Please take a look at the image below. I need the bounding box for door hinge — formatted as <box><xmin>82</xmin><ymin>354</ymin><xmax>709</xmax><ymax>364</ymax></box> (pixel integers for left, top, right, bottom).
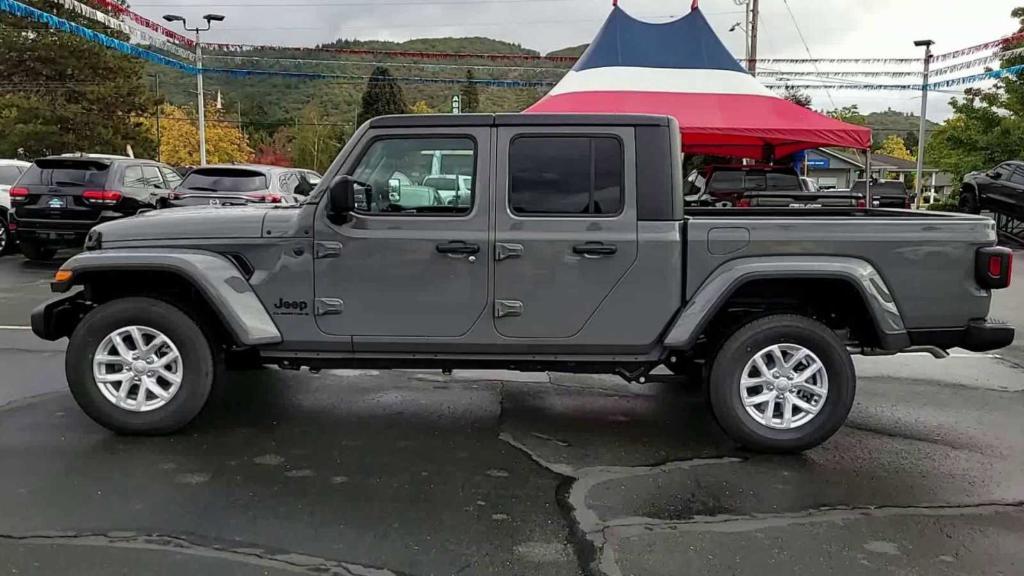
<box><xmin>315</xmin><ymin>298</ymin><xmax>344</xmax><ymax>316</ymax></box>
<box><xmin>495</xmin><ymin>300</ymin><xmax>524</xmax><ymax>318</ymax></box>
<box><xmin>315</xmin><ymin>241</ymin><xmax>344</xmax><ymax>259</ymax></box>
<box><xmin>495</xmin><ymin>243</ymin><xmax>524</xmax><ymax>261</ymax></box>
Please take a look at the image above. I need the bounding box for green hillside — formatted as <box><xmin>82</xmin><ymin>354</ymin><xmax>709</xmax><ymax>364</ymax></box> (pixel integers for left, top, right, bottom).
<box><xmin>149</xmin><ymin>36</ymin><xmax>562</xmax><ymax>143</ymax></box>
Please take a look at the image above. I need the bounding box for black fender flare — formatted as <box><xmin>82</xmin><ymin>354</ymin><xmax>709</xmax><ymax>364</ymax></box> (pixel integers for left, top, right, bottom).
<box><xmin>34</xmin><ymin>249</ymin><xmax>282</xmax><ymax>345</ymax></box>
<box><xmin>662</xmin><ymin>256</ymin><xmax>910</xmax><ymax>351</ymax></box>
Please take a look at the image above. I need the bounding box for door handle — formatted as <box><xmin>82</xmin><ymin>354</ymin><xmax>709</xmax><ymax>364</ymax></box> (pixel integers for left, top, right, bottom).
<box><xmin>572</xmin><ymin>242</ymin><xmax>617</xmax><ymax>257</ymax></box>
<box><xmin>436</xmin><ymin>241</ymin><xmax>480</xmax><ymax>255</ymax></box>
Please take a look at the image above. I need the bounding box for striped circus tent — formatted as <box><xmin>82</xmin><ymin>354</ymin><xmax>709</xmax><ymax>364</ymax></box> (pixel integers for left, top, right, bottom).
<box><xmin>526</xmin><ymin>2</ymin><xmax>871</xmax><ymax>159</ymax></box>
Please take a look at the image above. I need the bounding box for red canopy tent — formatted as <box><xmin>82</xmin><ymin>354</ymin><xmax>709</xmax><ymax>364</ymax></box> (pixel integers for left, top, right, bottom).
<box><xmin>526</xmin><ymin>3</ymin><xmax>871</xmax><ymax>160</ymax></box>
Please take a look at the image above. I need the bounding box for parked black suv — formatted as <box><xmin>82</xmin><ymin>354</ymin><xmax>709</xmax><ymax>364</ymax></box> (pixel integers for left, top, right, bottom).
<box><xmin>849</xmin><ymin>179</ymin><xmax>912</xmax><ymax>209</ymax></box>
<box><xmin>9</xmin><ymin>156</ymin><xmax>182</xmax><ymax>260</ymax></box>
<box><xmin>959</xmin><ymin>160</ymin><xmax>1024</xmax><ymax>217</ymax></box>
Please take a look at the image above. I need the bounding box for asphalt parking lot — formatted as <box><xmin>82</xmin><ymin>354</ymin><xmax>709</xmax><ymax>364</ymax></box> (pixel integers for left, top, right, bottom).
<box><xmin>1</xmin><ymin>249</ymin><xmax>1023</xmax><ymax>576</ymax></box>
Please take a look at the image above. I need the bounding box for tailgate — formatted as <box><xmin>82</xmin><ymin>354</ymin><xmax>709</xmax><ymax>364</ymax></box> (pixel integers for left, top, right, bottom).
<box><xmin>13</xmin><ymin>159</ymin><xmax>111</xmax><ymax>223</ymax></box>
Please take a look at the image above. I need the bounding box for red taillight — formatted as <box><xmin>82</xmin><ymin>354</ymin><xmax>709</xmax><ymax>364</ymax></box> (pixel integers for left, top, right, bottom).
<box><xmin>977</xmin><ymin>247</ymin><xmax>1013</xmax><ymax>289</ymax></box>
<box><xmin>7</xmin><ymin>220</ymin><xmax>16</xmax><ymax>231</ymax></box>
<box><xmin>856</xmin><ymin>198</ymin><xmax>867</xmax><ymax>208</ymax></box>
<box><xmin>989</xmin><ymin>255</ymin><xmax>1003</xmax><ymax>277</ymax></box>
<box><xmin>904</xmin><ymin>197</ymin><xmax>912</xmax><ymax>209</ymax></box>
<box><xmin>737</xmin><ymin>198</ymin><xmax>752</xmax><ymax>208</ymax></box>
<box><xmin>82</xmin><ymin>190</ymin><xmax>123</xmax><ymax>206</ymax></box>
<box><xmin>9</xmin><ymin>187</ymin><xmax>29</xmax><ymax>202</ymax></box>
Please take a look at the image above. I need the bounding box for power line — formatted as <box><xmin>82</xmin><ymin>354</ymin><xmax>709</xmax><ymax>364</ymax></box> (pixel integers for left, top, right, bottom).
<box><xmin>203</xmin><ymin>54</ymin><xmax>569</xmax><ymax>72</ymax></box>
<box><xmin>780</xmin><ymin>0</ymin><xmax>835</xmax><ymax>109</ymax></box>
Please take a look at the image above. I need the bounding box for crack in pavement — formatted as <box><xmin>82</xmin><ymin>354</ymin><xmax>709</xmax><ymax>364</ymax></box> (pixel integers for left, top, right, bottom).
<box><xmin>602</xmin><ymin>501</ymin><xmax>1024</xmax><ymax>536</ymax></box>
<box><xmin>0</xmin><ymin>531</ymin><xmax>406</xmax><ymax>576</ymax></box>
<box><xmin>498</xmin><ymin>431</ymin><xmax>741</xmax><ymax>576</ymax></box>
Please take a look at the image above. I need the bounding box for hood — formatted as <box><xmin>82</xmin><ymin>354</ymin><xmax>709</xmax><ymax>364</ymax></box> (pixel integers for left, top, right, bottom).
<box><xmin>96</xmin><ymin>206</ymin><xmax>272</xmax><ymax>243</ymax></box>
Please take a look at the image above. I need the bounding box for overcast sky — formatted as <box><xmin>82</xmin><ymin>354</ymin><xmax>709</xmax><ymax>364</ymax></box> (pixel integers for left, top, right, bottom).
<box><xmin>131</xmin><ymin>0</ymin><xmax>1024</xmax><ymax>120</ymax></box>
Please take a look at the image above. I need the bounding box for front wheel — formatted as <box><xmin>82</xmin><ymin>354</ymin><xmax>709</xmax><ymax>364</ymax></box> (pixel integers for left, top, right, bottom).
<box><xmin>66</xmin><ymin>297</ymin><xmax>215</xmax><ymax>434</ymax></box>
<box><xmin>707</xmin><ymin>314</ymin><xmax>855</xmax><ymax>453</ymax></box>
<box><xmin>958</xmin><ymin>189</ymin><xmax>980</xmax><ymax>214</ymax></box>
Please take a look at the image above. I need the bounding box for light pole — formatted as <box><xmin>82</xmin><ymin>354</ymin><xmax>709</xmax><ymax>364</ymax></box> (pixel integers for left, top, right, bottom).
<box><xmin>913</xmin><ymin>39</ymin><xmax>934</xmax><ymax>209</ymax></box>
<box><xmin>731</xmin><ymin>0</ymin><xmax>751</xmax><ymax>71</ymax></box>
<box><xmin>163</xmin><ymin>13</ymin><xmax>225</xmax><ymax>166</ymax></box>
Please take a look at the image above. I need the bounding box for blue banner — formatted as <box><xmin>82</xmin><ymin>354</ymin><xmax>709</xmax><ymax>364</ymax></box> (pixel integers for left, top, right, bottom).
<box><xmin>0</xmin><ymin>0</ymin><xmax>197</xmax><ymax>74</ymax></box>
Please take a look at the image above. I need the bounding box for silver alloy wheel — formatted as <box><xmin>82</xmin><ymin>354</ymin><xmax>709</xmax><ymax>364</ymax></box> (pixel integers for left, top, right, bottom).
<box><xmin>0</xmin><ymin>218</ymin><xmax>7</xmax><ymax>253</ymax></box>
<box><xmin>739</xmin><ymin>343</ymin><xmax>828</xmax><ymax>430</ymax></box>
<box><xmin>92</xmin><ymin>326</ymin><xmax>183</xmax><ymax>412</ymax></box>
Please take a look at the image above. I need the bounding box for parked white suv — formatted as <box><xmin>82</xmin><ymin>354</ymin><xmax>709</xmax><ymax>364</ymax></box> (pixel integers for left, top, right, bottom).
<box><xmin>0</xmin><ymin>159</ymin><xmax>31</xmax><ymax>255</ymax></box>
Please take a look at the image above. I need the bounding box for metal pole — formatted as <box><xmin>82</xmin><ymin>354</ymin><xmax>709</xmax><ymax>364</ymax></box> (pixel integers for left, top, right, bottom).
<box><xmin>196</xmin><ymin>30</ymin><xmax>207</xmax><ymax>166</ymax></box>
<box><xmin>744</xmin><ymin>1</ymin><xmax>751</xmax><ymax>70</ymax></box>
<box><xmin>914</xmin><ymin>42</ymin><xmax>933</xmax><ymax>209</ymax></box>
<box><xmin>154</xmin><ymin>74</ymin><xmax>161</xmax><ymax>162</ymax></box>
<box><xmin>749</xmin><ymin>0</ymin><xmax>759</xmax><ymax>74</ymax></box>
<box><xmin>866</xmin><ymin>150</ymin><xmax>872</xmax><ymax>208</ymax></box>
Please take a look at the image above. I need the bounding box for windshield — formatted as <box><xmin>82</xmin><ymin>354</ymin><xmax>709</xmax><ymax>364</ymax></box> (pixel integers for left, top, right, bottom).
<box><xmin>851</xmin><ymin>181</ymin><xmax>908</xmax><ymax>195</ymax></box>
<box><xmin>180</xmin><ymin>169</ymin><xmax>268</xmax><ymax>193</ymax></box>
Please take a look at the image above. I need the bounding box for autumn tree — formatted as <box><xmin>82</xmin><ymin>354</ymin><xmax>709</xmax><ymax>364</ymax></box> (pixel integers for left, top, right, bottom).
<box><xmin>292</xmin><ymin>103</ymin><xmax>344</xmax><ymax>173</ymax></box>
<box><xmin>460</xmin><ymin>70</ymin><xmax>481</xmax><ymax>113</ymax></box>
<box><xmin>357</xmin><ymin>66</ymin><xmax>407</xmax><ymax>126</ymax></box>
<box><xmin>142</xmin><ymin>104</ymin><xmax>251</xmax><ymax>166</ymax></box>
<box><xmin>876</xmin><ymin>134</ymin><xmax>915</xmax><ymax>161</ymax></box>
<box><xmin>409</xmin><ymin>100</ymin><xmax>435</xmax><ymax>114</ymax></box>
<box><xmin>0</xmin><ymin>0</ymin><xmax>156</xmax><ymax>158</ymax></box>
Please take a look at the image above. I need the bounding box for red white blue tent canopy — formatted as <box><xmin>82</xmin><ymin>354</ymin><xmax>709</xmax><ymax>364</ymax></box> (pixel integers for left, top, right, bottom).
<box><xmin>526</xmin><ymin>4</ymin><xmax>872</xmax><ymax>159</ymax></box>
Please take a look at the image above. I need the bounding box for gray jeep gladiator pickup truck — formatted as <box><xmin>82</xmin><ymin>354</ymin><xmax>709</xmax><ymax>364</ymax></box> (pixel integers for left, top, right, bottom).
<box><xmin>32</xmin><ymin>114</ymin><xmax>1015</xmax><ymax>453</ymax></box>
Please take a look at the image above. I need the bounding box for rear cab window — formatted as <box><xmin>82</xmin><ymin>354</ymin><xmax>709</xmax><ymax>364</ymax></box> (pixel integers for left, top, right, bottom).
<box><xmin>180</xmin><ymin>168</ymin><xmax>269</xmax><ymax>193</ymax></box>
<box><xmin>508</xmin><ymin>136</ymin><xmax>623</xmax><ymax>216</ymax></box>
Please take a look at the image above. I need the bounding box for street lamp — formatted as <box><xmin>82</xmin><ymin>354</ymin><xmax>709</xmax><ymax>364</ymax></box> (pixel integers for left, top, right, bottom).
<box><xmin>913</xmin><ymin>39</ymin><xmax>934</xmax><ymax>209</ymax></box>
<box><xmin>162</xmin><ymin>13</ymin><xmax>226</xmax><ymax>166</ymax></box>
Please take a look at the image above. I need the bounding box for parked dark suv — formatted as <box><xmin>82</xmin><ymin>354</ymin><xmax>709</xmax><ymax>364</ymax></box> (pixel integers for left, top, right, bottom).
<box><xmin>959</xmin><ymin>160</ymin><xmax>1024</xmax><ymax>217</ymax></box>
<box><xmin>9</xmin><ymin>156</ymin><xmax>182</xmax><ymax>261</ymax></box>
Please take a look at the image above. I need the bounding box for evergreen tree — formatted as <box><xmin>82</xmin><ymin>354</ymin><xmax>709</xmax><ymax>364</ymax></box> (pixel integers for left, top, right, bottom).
<box><xmin>0</xmin><ymin>0</ymin><xmax>157</xmax><ymax>158</ymax></box>
<box><xmin>782</xmin><ymin>86</ymin><xmax>812</xmax><ymax>109</ymax></box>
<box><xmin>460</xmin><ymin>70</ymin><xmax>481</xmax><ymax>113</ymax></box>
<box><xmin>357</xmin><ymin>66</ymin><xmax>407</xmax><ymax>126</ymax></box>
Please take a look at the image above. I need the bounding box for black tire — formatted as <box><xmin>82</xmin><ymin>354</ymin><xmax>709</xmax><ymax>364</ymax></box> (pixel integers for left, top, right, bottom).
<box><xmin>0</xmin><ymin>215</ymin><xmax>10</xmax><ymax>256</ymax></box>
<box><xmin>66</xmin><ymin>297</ymin><xmax>215</xmax><ymax>435</ymax></box>
<box><xmin>20</xmin><ymin>240</ymin><xmax>57</xmax><ymax>261</ymax></box>
<box><xmin>959</xmin><ymin>188</ymin><xmax>980</xmax><ymax>214</ymax></box>
<box><xmin>707</xmin><ymin>314</ymin><xmax>856</xmax><ymax>453</ymax></box>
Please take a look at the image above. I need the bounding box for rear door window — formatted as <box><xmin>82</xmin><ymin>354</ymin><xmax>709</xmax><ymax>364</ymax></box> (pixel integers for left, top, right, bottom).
<box><xmin>508</xmin><ymin>136</ymin><xmax>623</xmax><ymax>216</ymax></box>
<box><xmin>159</xmin><ymin>167</ymin><xmax>183</xmax><ymax>189</ymax></box>
<box><xmin>180</xmin><ymin>169</ymin><xmax>269</xmax><ymax>193</ymax></box>
<box><xmin>766</xmin><ymin>172</ymin><xmax>801</xmax><ymax>191</ymax></box>
<box><xmin>142</xmin><ymin>166</ymin><xmax>167</xmax><ymax>189</ymax></box>
<box><xmin>706</xmin><ymin>171</ymin><xmax>744</xmax><ymax>192</ymax></box>
<box><xmin>123</xmin><ymin>165</ymin><xmax>147</xmax><ymax>189</ymax></box>
<box><xmin>19</xmin><ymin>160</ymin><xmax>110</xmax><ymax>188</ymax></box>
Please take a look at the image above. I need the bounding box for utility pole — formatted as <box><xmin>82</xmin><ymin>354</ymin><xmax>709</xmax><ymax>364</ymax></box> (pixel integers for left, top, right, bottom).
<box><xmin>153</xmin><ymin>74</ymin><xmax>161</xmax><ymax>162</ymax></box>
<box><xmin>749</xmin><ymin>0</ymin><xmax>759</xmax><ymax>73</ymax></box>
<box><xmin>163</xmin><ymin>13</ymin><xmax>225</xmax><ymax>166</ymax></box>
<box><xmin>913</xmin><ymin>39</ymin><xmax>934</xmax><ymax>209</ymax></box>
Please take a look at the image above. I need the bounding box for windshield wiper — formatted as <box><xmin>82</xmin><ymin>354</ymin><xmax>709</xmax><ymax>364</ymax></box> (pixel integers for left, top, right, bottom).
<box><xmin>53</xmin><ymin>180</ymin><xmax>85</xmax><ymax>187</ymax></box>
<box><xmin>184</xmin><ymin>186</ymin><xmax>219</xmax><ymax>192</ymax></box>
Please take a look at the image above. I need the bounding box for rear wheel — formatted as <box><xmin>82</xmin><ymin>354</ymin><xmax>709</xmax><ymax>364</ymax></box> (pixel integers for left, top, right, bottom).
<box><xmin>66</xmin><ymin>297</ymin><xmax>215</xmax><ymax>435</ymax></box>
<box><xmin>19</xmin><ymin>240</ymin><xmax>57</xmax><ymax>261</ymax></box>
<box><xmin>707</xmin><ymin>314</ymin><xmax>855</xmax><ymax>453</ymax></box>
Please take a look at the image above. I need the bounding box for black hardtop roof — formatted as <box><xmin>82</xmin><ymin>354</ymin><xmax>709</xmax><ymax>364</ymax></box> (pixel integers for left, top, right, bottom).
<box><xmin>366</xmin><ymin>113</ymin><xmax>673</xmax><ymax>129</ymax></box>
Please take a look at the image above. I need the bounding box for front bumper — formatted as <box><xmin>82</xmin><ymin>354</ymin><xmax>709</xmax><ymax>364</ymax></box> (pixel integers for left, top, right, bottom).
<box><xmin>31</xmin><ymin>292</ymin><xmax>89</xmax><ymax>341</ymax></box>
<box><xmin>908</xmin><ymin>319</ymin><xmax>1015</xmax><ymax>353</ymax></box>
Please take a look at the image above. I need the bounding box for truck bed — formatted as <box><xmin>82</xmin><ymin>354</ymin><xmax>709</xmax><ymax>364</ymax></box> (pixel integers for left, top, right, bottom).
<box><xmin>684</xmin><ymin>210</ymin><xmax>997</xmax><ymax>331</ymax></box>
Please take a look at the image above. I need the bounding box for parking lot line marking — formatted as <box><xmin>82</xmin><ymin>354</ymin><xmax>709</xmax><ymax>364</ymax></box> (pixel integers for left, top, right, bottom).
<box><xmin>0</xmin><ymin>326</ymin><xmax>32</xmax><ymax>330</ymax></box>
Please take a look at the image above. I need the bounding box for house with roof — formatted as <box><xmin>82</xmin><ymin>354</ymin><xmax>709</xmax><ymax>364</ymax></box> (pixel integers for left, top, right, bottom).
<box><xmin>800</xmin><ymin>149</ymin><xmax>955</xmax><ymax>196</ymax></box>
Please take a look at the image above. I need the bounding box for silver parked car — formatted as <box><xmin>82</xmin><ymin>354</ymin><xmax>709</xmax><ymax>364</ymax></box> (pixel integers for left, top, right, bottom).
<box><xmin>165</xmin><ymin>164</ymin><xmax>320</xmax><ymax>208</ymax></box>
<box><xmin>1</xmin><ymin>159</ymin><xmax>33</xmax><ymax>255</ymax></box>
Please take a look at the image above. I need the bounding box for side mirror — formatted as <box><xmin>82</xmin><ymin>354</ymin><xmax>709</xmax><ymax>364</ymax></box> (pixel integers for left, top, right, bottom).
<box><xmin>388</xmin><ymin>178</ymin><xmax>402</xmax><ymax>203</ymax></box>
<box><xmin>990</xmin><ymin>171</ymin><xmax>1002</xmax><ymax>180</ymax></box>
<box><xmin>328</xmin><ymin>175</ymin><xmax>357</xmax><ymax>215</ymax></box>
